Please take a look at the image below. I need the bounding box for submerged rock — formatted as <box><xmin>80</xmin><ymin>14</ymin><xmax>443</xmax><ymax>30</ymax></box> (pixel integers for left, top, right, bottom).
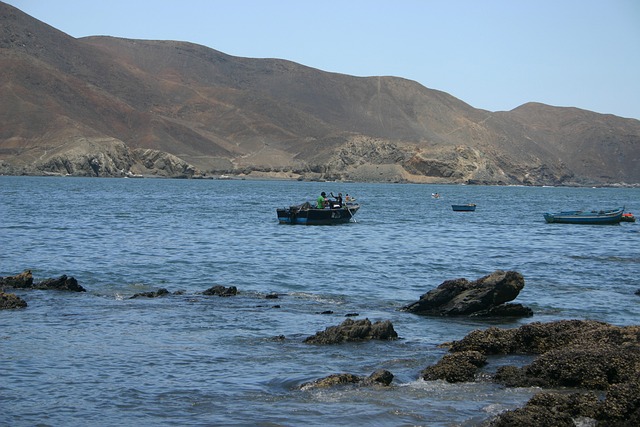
<box><xmin>129</xmin><ymin>288</ymin><xmax>170</xmax><ymax>299</ymax></box>
<box><xmin>300</xmin><ymin>369</ymin><xmax>394</xmax><ymax>390</ymax></box>
<box><xmin>304</xmin><ymin>318</ymin><xmax>398</xmax><ymax>344</ymax></box>
<box><xmin>202</xmin><ymin>285</ymin><xmax>238</xmax><ymax>297</ymax></box>
<box><xmin>401</xmin><ymin>270</ymin><xmax>532</xmax><ymax>317</ymax></box>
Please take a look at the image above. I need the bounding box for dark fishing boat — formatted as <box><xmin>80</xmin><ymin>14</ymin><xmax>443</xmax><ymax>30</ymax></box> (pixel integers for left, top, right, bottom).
<box><xmin>277</xmin><ymin>202</ymin><xmax>360</xmax><ymax>225</ymax></box>
<box><xmin>543</xmin><ymin>207</ymin><xmax>624</xmax><ymax>224</ymax></box>
<box><xmin>452</xmin><ymin>204</ymin><xmax>476</xmax><ymax>212</ymax></box>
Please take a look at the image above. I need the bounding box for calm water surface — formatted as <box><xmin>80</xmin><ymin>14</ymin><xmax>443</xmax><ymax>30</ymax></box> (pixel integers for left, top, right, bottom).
<box><xmin>1</xmin><ymin>176</ymin><xmax>638</xmax><ymax>426</ymax></box>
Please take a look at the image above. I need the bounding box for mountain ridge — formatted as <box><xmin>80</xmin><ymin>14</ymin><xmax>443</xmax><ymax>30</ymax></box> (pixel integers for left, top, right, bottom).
<box><xmin>1</xmin><ymin>1</ymin><xmax>638</xmax><ymax>185</ymax></box>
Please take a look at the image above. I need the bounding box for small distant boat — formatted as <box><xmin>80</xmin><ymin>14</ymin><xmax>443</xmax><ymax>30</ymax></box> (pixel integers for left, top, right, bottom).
<box><xmin>277</xmin><ymin>202</ymin><xmax>360</xmax><ymax>225</ymax></box>
<box><xmin>431</xmin><ymin>193</ymin><xmax>441</xmax><ymax>199</ymax></box>
<box><xmin>452</xmin><ymin>204</ymin><xmax>476</xmax><ymax>212</ymax></box>
<box><xmin>543</xmin><ymin>207</ymin><xmax>624</xmax><ymax>224</ymax></box>
<box><xmin>621</xmin><ymin>213</ymin><xmax>636</xmax><ymax>222</ymax></box>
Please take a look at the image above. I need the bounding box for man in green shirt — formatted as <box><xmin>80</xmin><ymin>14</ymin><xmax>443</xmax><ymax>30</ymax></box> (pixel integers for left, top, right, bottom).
<box><xmin>316</xmin><ymin>192</ymin><xmax>327</xmax><ymax>209</ymax></box>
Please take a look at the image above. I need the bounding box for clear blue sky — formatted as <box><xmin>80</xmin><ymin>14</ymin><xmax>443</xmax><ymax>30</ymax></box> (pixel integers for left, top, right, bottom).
<box><xmin>6</xmin><ymin>0</ymin><xmax>640</xmax><ymax>120</ymax></box>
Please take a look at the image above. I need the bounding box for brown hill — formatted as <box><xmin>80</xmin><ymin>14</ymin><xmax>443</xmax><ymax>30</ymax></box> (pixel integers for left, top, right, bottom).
<box><xmin>1</xmin><ymin>1</ymin><xmax>638</xmax><ymax>184</ymax></box>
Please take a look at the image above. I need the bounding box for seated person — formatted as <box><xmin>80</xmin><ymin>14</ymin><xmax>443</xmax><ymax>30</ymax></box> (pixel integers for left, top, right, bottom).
<box><xmin>317</xmin><ymin>192</ymin><xmax>328</xmax><ymax>209</ymax></box>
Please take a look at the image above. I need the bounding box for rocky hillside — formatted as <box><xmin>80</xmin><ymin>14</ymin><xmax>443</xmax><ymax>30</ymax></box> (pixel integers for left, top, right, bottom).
<box><xmin>1</xmin><ymin>2</ymin><xmax>638</xmax><ymax>185</ymax></box>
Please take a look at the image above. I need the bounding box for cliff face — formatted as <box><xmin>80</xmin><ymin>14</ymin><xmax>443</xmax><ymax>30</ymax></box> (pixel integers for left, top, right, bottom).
<box><xmin>1</xmin><ymin>2</ymin><xmax>638</xmax><ymax>184</ymax></box>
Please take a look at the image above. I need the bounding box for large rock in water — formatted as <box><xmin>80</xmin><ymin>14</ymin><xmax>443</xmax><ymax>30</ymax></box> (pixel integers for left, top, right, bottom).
<box><xmin>401</xmin><ymin>270</ymin><xmax>532</xmax><ymax>317</ymax></box>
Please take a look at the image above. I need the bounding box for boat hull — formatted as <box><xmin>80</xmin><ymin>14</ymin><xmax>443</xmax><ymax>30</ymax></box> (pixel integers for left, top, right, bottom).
<box><xmin>277</xmin><ymin>204</ymin><xmax>359</xmax><ymax>225</ymax></box>
<box><xmin>543</xmin><ymin>207</ymin><xmax>624</xmax><ymax>224</ymax></box>
<box><xmin>452</xmin><ymin>204</ymin><xmax>476</xmax><ymax>212</ymax></box>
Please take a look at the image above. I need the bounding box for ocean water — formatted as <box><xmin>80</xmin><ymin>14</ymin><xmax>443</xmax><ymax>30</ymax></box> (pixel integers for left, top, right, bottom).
<box><xmin>1</xmin><ymin>176</ymin><xmax>638</xmax><ymax>426</ymax></box>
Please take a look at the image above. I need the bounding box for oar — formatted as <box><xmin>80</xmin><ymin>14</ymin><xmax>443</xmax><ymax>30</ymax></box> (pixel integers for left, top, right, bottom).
<box><xmin>345</xmin><ymin>204</ymin><xmax>357</xmax><ymax>223</ymax></box>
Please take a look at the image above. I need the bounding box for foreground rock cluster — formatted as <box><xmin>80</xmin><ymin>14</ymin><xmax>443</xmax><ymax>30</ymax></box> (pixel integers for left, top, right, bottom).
<box><xmin>2</xmin><ymin>269</ymin><xmax>638</xmax><ymax>424</ymax></box>
<box><xmin>432</xmin><ymin>320</ymin><xmax>640</xmax><ymax>426</ymax></box>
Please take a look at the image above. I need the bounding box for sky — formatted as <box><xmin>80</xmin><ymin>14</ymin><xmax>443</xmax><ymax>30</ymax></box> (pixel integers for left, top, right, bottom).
<box><xmin>6</xmin><ymin>0</ymin><xmax>640</xmax><ymax>120</ymax></box>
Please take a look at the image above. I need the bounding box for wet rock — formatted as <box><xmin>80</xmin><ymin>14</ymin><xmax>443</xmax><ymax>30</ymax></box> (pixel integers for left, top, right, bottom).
<box><xmin>300</xmin><ymin>369</ymin><xmax>394</xmax><ymax>390</ymax></box>
<box><xmin>129</xmin><ymin>288</ymin><xmax>170</xmax><ymax>299</ymax></box>
<box><xmin>599</xmin><ymin>376</ymin><xmax>640</xmax><ymax>425</ymax></box>
<box><xmin>484</xmin><ymin>396</ymin><xmax>581</xmax><ymax>427</ymax></box>
<box><xmin>485</xmin><ymin>381</ymin><xmax>640</xmax><ymax>427</ymax></box>
<box><xmin>445</xmin><ymin>320</ymin><xmax>640</xmax><ymax>426</ymax></box>
<box><xmin>0</xmin><ymin>270</ymin><xmax>34</xmax><ymax>289</ymax></box>
<box><xmin>303</xmin><ymin>318</ymin><xmax>398</xmax><ymax>344</ymax></box>
<box><xmin>450</xmin><ymin>319</ymin><xmax>640</xmax><ymax>355</ymax></box>
<box><xmin>401</xmin><ymin>270</ymin><xmax>531</xmax><ymax>317</ymax></box>
<box><xmin>421</xmin><ymin>350</ymin><xmax>487</xmax><ymax>383</ymax></box>
<box><xmin>0</xmin><ymin>292</ymin><xmax>28</xmax><ymax>309</ymax></box>
<box><xmin>496</xmin><ymin>344</ymin><xmax>640</xmax><ymax>390</ymax></box>
<box><xmin>364</xmin><ymin>369</ymin><xmax>394</xmax><ymax>386</ymax></box>
<box><xmin>471</xmin><ymin>303</ymin><xmax>533</xmax><ymax>317</ymax></box>
<box><xmin>34</xmin><ymin>275</ymin><xmax>86</xmax><ymax>292</ymax></box>
<box><xmin>202</xmin><ymin>285</ymin><xmax>237</xmax><ymax>297</ymax></box>
<box><xmin>300</xmin><ymin>373</ymin><xmax>362</xmax><ymax>390</ymax></box>
<box><xmin>2</xmin><ymin>272</ymin><xmax>86</xmax><ymax>292</ymax></box>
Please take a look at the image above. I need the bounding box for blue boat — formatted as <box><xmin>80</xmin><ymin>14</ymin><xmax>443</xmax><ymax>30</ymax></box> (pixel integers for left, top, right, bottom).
<box><xmin>543</xmin><ymin>207</ymin><xmax>624</xmax><ymax>224</ymax></box>
<box><xmin>452</xmin><ymin>204</ymin><xmax>476</xmax><ymax>212</ymax></box>
<box><xmin>277</xmin><ymin>202</ymin><xmax>360</xmax><ymax>225</ymax></box>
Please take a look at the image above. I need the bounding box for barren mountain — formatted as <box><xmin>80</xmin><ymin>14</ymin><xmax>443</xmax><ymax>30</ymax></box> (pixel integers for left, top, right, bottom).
<box><xmin>1</xmin><ymin>2</ymin><xmax>638</xmax><ymax>184</ymax></box>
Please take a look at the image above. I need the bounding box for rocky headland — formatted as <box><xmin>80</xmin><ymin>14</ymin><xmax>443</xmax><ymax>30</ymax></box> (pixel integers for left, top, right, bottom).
<box><xmin>2</xmin><ymin>2</ymin><xmax>639</xmax><ymax>186</ymax></box>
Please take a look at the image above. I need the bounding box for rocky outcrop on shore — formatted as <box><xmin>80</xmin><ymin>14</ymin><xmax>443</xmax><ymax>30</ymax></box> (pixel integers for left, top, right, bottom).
<box><xmin>423</xmin><ymin>320</ymin><xmax>640</xmax><ymax>425</ymax></box>
<box><xmin>304</xmin><ymin>318</ymin><xmax>398</xmax><ymax>344</ymax></box>
<box><xmin>401</xmin><ymin>270</ymin><xmax>533</xmax><ymax>317</ymax></box>
<box><xmin>3</xmin><ymin>2</ymin><xmax>639</xmax><ymax>186</ymax></box>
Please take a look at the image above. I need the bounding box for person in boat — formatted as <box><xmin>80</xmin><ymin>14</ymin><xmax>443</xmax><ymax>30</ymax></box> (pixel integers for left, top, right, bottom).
<box><xmin>317</xmin><ymin>192</ymin><xmax>328</xmax><ymax>209</ymax></box>
<box><xmin>331</xmin><ymin>192</ymin><xmax>343</xmax><ymax>208</ymax></box>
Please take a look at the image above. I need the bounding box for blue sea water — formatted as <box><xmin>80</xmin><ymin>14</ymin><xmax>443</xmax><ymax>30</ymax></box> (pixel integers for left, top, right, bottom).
<box><xmin>1</xmin><ymin>176</ymin><xmax>638</xmax><ymax>426</ymax></box>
